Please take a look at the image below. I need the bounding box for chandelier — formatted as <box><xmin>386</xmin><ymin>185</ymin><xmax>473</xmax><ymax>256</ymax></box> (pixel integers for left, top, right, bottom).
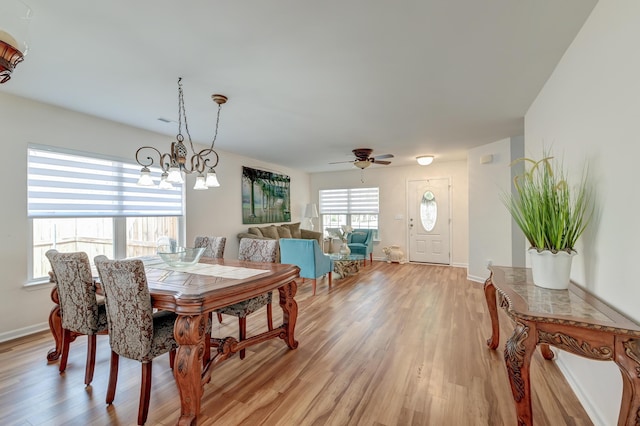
<box><xmin>136</xmin><ymin>78</ymin><xmax>227</xmax><ymax>190</ymax></box>
<box><xmin>0</xmin><ymin>1</ymin><xmax>32</xmax><ymax>84</ymax></box>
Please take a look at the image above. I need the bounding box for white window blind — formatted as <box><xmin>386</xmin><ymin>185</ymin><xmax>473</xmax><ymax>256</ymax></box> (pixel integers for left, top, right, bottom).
<box><xmin>27</xmin><ymin>145</ymin><xmax>183</xmax><ymax>218</ymax></box>
<box><xmin>319</xmin><ymin>187</ymin><xmax>379</xmax><ymax>214</ymax></box>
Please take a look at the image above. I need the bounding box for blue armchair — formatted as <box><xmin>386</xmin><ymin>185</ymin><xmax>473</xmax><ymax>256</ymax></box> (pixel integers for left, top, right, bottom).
<box><xmin>347</xmin><ymin>229</ymin><xmax>374</xmax><ymax>265</ymax></box>
<box><xmin>279</xmin><ymin>238</ymin><xmax>333</xmax><ymax>295</ymax></box>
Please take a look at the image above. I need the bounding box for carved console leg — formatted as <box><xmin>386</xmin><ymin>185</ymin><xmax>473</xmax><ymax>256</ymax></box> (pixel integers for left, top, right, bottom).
<box><xmin>484</xmin><ymin>276</ymin><xmax>500</xmax><ymax>350</ymax></box>
<box><xmin>47</xmin><ymin>286</ymin><xmax>63</xmax><ymax>362</ymax></box>
<box><xmin>504</xmin><ymin>321</ymin><xmax>537</xmax><ymax>426</ymax></box>
<box><xmin>278</xmin><ymin>280</ymin><xmax>299</xmax><ymax>350</ymax></box>
<box><xmin>173</xmin><ymin>314</ymin><xmax>206</xmax><ymax>426</ymax></box>
<box><xmin>615</xmin><ymin>337</ymin><xmax>640</xmax><ymax>425</ymax></box>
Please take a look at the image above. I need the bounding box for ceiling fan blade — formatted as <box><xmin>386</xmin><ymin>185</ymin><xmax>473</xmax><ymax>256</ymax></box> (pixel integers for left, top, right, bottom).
<box><xmin>373</xmin><ymin>154</ymin><xmax>394</xmax><ymax>160</ymax></box>
<box><xmin>373</xmin><ymin>160</ymin><xmax>392</xmax><ymax>165</ymax></box>
<box><xmin>329</xmin><ymin>160</ymin><xmax>356</xmax><ymax>164</ymax></box>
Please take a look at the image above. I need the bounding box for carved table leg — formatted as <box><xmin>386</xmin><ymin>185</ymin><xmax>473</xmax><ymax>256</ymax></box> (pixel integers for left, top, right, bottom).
<box><xmin>173</xmin><ymin>314</ymin><xmax>206</xmax><ymax>426</ymax></box>
<box><xmin>278</xmin><ymin>280</ymin><xmax>299</xmax><ymax>350</ymax></box>
<box><xmin>504</xmin><ymin>321</ymin><xmax>537</xmax><ymax>426</ymax></box>
<box><xmin>614</xmin><ymin>337</ymin><xmax>640</xmax><ymax>425</ymax></box>
<box><xmin>484</xmin><ymin>276</ymin><xmax>500</xmax><ymax>350</ymax></box>
<box><xmin>47</xmin><ymin>286</ymin><xmax>63</xmax><ymax>362</ymax></box>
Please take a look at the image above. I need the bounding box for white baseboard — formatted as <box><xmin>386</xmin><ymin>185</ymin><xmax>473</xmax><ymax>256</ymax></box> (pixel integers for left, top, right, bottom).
<box><xmin>0</xmin><ymin>322</ymin><xmax>49</xmax><ymax>343</ymax></box>
<box><xmin>556</xmin><ymin>355</ymin><xmax>608</xmax><ymax>426</ymax></box>
<box><xmin>467</xmin><ymin>274</ymin><xmax>488</xmax><ymax>283</ymax></box>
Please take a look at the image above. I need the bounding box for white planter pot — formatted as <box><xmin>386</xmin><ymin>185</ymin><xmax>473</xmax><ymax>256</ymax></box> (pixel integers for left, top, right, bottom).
<box><xmin>528</xmin><ymin>248</ymin><xmax>576</xmax><ymax>290</ymax></box>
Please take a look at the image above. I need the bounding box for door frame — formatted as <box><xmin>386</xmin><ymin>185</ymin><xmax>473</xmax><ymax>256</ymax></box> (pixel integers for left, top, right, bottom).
<box><xmin>405</xmin><ymin>177</ymin><xmax>452</xmax><ymax>264</ymax></box>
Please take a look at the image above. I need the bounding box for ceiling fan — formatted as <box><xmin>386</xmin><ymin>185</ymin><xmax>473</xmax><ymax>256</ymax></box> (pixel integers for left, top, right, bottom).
<box><xmin>330</xmin><ymin>148</ymin><xmax>394</xmax><ymax>169</ymax></box>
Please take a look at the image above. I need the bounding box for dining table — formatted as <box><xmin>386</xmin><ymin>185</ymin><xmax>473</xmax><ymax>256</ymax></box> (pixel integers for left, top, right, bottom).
<box><xmin>46</xmin><ymin>256</ymin><xmax>301</xmax><ymax>425</ymax></box>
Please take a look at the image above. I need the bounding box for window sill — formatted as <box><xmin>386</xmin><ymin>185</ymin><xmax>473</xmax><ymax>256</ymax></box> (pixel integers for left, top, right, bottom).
<box><xmin>23</xmin><ymin>278</ymin><xmax>54</xmax><ymax>290</ymax></box>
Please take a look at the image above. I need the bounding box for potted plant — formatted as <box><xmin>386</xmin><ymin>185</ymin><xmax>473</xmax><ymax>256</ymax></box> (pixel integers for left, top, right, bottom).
<box><xmin>502</xmin><ymin>150</ymin><xmax>593</xmax><ymax>289</ymax></box>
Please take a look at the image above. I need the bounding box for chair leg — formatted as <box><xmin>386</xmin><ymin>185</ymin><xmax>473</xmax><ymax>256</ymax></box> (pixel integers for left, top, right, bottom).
<box><xmin>312</xmin><ymin>279</ymin><xmax>317</xmax><ymax>296</ymax></box>
<box><xmin>84</xmin><ymin>334</ymin><xmax>97</xmax><ymax>385</ymax></box>
<box><xmin>106</xmin><ymin>351</ymin><xmax>119</xmax><ymax>405</ymax></box>
<box><xmin>138</xmin><ymin>361</ymin><xmax>152</xmax><ymax>425</ymax></box>
<box><xmin>239</xmin><ymin>317</ymin><xmax>247</xmax><ymax>360</ymax></box>
<box><xmin>328</xmin><ymin>272</ymin><xmax>332</xmax><ymax>290</ymax></box>
<box><xmin>169</xmin><ymin>348</ymin><xmax>176</xmax><ymax>370</ymax></box>
<box><xmin>370</xmin><ymin>253</ymin><xmax>373</xmax><ymax>264</ymax></box>
<box><xmin>217</xmin><ymin>312</ymin><xmax>223</xmax><ymax>323</ymax></box>
<box><xmin>59</xmin><ymin>328</ymin><xmax>71</xmax><ymax>374</ymax></box>
<box><xmin>267</xmin><ymin>303</ymin><xmax>273</xmax><ymax>331</ymax></box>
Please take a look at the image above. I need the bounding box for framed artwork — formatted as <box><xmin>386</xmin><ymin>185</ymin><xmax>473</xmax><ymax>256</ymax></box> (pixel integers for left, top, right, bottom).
<box><xmin>242</xmin><ymin>166</ymin><xmax>291</xmax><ymax>224</ymax></box>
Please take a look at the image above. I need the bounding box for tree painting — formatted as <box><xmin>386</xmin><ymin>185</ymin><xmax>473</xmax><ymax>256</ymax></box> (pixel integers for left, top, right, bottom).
<box><xmin>242</xmin><ymin>166</ymin><xmax>291</xmax><ymax>224</ymax></box>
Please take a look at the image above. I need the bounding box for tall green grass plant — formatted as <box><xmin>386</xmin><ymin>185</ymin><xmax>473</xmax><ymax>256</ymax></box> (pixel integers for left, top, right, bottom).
<box><xmin>502</xmin><ymin>152</ymin><xmax>592</xmax><ymax>253</ymax></box>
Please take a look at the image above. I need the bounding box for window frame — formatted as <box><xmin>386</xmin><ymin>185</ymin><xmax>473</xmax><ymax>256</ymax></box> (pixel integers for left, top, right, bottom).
<box><xmin>26</xmin><ymin>145</ymin><xmax>185</xmax><ymax>285</ymax></box>
<box><xmin>318</xmin><ymin>187</ymin><xmax>380</xmax><ymax>240</ymax></box>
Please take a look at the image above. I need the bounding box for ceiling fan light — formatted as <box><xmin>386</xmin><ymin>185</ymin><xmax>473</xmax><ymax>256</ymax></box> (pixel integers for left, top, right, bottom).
<box><xmin>354</xmin><ymin>160</ymin><xmax>371</xmax><ymax>169</ymax></box>
<box><xmin>416</xmin><ymin>155</ymin><xmax>434</xmax><ymax>166</ymax></box>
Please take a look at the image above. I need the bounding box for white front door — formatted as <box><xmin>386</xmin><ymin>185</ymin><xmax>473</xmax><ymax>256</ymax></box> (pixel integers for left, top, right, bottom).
<box><xmin>408</xmin><ymin>178</ymin><xmax>451</xmax><ymax>264</ymax></box>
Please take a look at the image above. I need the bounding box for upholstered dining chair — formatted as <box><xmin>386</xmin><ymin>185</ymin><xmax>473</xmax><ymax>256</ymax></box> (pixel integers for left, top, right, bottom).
<box><xmin>194</xmin><ymin>235</ymin><xmax>226</xmax><ymax>258</ymax></box>
<box><xmin>216</xmin><ymin>238</ymin><xmax>278</xmax><ymax>360</ymax></box>
<box><xmin>194</xmin><ymin>235</ymin><xmax>227</xmax><ymax>324</ymax></box>
<box><xmin>45</xmin><ymin>249</ymin><xmax>108</xmax><ymax>386</ymax></box>
<box><xmin>94</xmin><ymin>255</ymin><xmax>178</xmax><ymax>426</ymax></box>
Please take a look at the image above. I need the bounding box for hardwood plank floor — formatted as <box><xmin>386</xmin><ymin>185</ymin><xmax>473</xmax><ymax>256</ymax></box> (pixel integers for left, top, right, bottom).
<box><xmin>0</xmin><ymin>262</ymin><xmax>593</xmax><ymax>425</ymax></box>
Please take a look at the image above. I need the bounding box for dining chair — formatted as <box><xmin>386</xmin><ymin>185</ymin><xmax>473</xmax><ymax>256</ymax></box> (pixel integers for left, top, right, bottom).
<box><xmin>194</xmin><ymin>236</ymin><xmax>227</xmax><ymax>324</ymax></box>
<box><xmin>45</xmin><ymin>249</ymin><xmax>108</xmax><ymax>386</ymax></box>
<box><xmin>94</xmin><ymin>255</ymin><xmax>177</xmax><ymax>426</ymax></box>
<box><xmin>194</xmin><ymin>235</ymin><xmax>226</xmax><ymax>258</ymax></box>
<box><xmin>216</xmin><ymin>238</ymin><xmax>277</xmax><ymax>359</ymax></box>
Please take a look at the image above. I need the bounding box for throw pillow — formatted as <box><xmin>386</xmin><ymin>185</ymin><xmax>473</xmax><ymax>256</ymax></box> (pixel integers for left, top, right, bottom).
<box><xmin>248</xmin><ymin>227</ymin><xmax>263</xmax><ymax>237</ymax></box>
<box><xmin>260</xmin><ymin>225</ymin><xmax>280</xmax><ymax>240</ymax></box>
<box><xmin>285</xmin><ymin>222</ymin><xmax>302</xmax><ymax>238</ymax></box>
<box><xmin>277</xmin><ymin>226</ymin><xmax>292</xmax><ymax>239</ymax></box>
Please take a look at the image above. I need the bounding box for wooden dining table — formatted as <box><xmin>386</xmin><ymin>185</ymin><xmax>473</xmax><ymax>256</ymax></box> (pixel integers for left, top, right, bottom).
<box><xmin>46</xmin><ymin>256</ymin><xmax>301</xmax><ymax>425</ymax></box>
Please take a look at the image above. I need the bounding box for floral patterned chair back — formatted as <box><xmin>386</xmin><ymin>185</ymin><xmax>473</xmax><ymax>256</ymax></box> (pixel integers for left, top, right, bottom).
<box><xmin>45</xmin><ymin>249</ymin><xmax>108</xmax><ymax>385</ymax></box>
<box><xmin>217</xmin><ymin>238</ymin><xmax>278</xmax><ymax>359</ymax></box>
<box><xmin>238</xmin><ymin>238</ymin><xmax>278</xmax><ymax>262</ymax></box>
<box><xmin>94</xmin><ymin>255</ymin><xmax>178</xmax><ymax>425</ymax></box>
<box><xmin>194</xmin><ymin>236</ymin><xmax>226</xmax><ymax>258</ymax></box>
<box><xmin>46</xmin><ymin>249</ymin><xmax>105</xmax><ymax>335</ymax></box>
<box><xmin>94</xmin><ymin>256</ymin><xmax>177</xmax><ymax>362</ymax></box>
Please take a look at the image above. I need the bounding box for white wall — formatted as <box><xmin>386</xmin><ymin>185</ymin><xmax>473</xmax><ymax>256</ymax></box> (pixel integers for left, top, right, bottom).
<box><xmin>467</xmin><ymin>137</ymin><xmax>525</xmax><ymax>282</ymax></box>
<box><xmin>310</xmin><ymin>160</ymin><xmax>468</xmax><ymax>267</ymax></box>
<box><xmin>525</xmin><ymin>1</ymin><xmax>640</xmax><ymax>423</ymax></box>
<box><xmin>0</xmin><ymin>92</ymin><xmax>310</xmax><ymax>340</ymax></box>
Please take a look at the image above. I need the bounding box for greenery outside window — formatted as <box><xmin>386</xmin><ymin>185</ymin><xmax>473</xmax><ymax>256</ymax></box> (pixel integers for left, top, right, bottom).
<box><xmin>27</xmin><ymin>144</ymin><xmax>184</xmax><ymax>283</ymax></box>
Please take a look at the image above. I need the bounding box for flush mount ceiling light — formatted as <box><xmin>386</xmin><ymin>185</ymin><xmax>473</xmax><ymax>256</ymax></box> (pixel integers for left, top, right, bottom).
<box><xmin>136</xmin><ymin>78</ymin><xmax>227</xmax><ymax>190</ymax></box>
<box><xmin>0</xmin><ymin>1</ymin><xmax>32</xmax><ymax>83</ymax></box>
<box><xmin>416</xmin><ymin>155</ymin><xmax>434</xmax><ymax>166</ymax></box>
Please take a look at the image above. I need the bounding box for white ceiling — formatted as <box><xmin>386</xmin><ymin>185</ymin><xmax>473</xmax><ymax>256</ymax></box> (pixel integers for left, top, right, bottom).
<box><xmin>2</xmin><ymin>0</ymin><xmax>597</xmax><ymax>172</ymax></box>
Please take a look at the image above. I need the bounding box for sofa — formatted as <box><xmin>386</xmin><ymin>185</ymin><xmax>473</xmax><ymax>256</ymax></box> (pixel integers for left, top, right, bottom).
<box><xmin>237</xmin><ymin>222</ymin><xmax>322</xmax><ymax>261</ymax></box>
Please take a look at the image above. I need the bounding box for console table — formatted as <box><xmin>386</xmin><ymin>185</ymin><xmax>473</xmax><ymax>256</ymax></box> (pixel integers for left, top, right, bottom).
<box><xmin>484</xmin><ymin>266</ymin><xmax>640</xmax><ymax>426</ymax></box>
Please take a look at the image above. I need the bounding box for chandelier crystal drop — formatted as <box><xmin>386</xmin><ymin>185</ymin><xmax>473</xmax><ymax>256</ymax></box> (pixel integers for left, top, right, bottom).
<box><xmin>135</xmin><ymin>78</ymin><xmax>227</xmax><ymax>190</ymax></box>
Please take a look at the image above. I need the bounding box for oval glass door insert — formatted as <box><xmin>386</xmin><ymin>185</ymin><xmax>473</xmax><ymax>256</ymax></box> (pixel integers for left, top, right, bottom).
<box><xmin>420</xmin><ymin>190</ymin><xmax>437</xmax><ymax>231</ymax></box>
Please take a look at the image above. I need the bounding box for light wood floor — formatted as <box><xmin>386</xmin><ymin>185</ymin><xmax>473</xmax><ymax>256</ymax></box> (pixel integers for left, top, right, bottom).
<box><xmin>0</xmin><ymin>262</ymin><xmax>593</xmax><ymax>426</ymax></box>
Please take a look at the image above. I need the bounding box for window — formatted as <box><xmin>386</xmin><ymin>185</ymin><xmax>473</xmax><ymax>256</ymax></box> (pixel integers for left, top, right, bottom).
<box><xmin>28</xmin><ymin>145</ymin><xmax>184</xmax><ymax>283</ymax></box>
<box><xmin>318</xmin><ymin>187</ymin><xmax>379</xmax><ymax>239</ymax></box>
